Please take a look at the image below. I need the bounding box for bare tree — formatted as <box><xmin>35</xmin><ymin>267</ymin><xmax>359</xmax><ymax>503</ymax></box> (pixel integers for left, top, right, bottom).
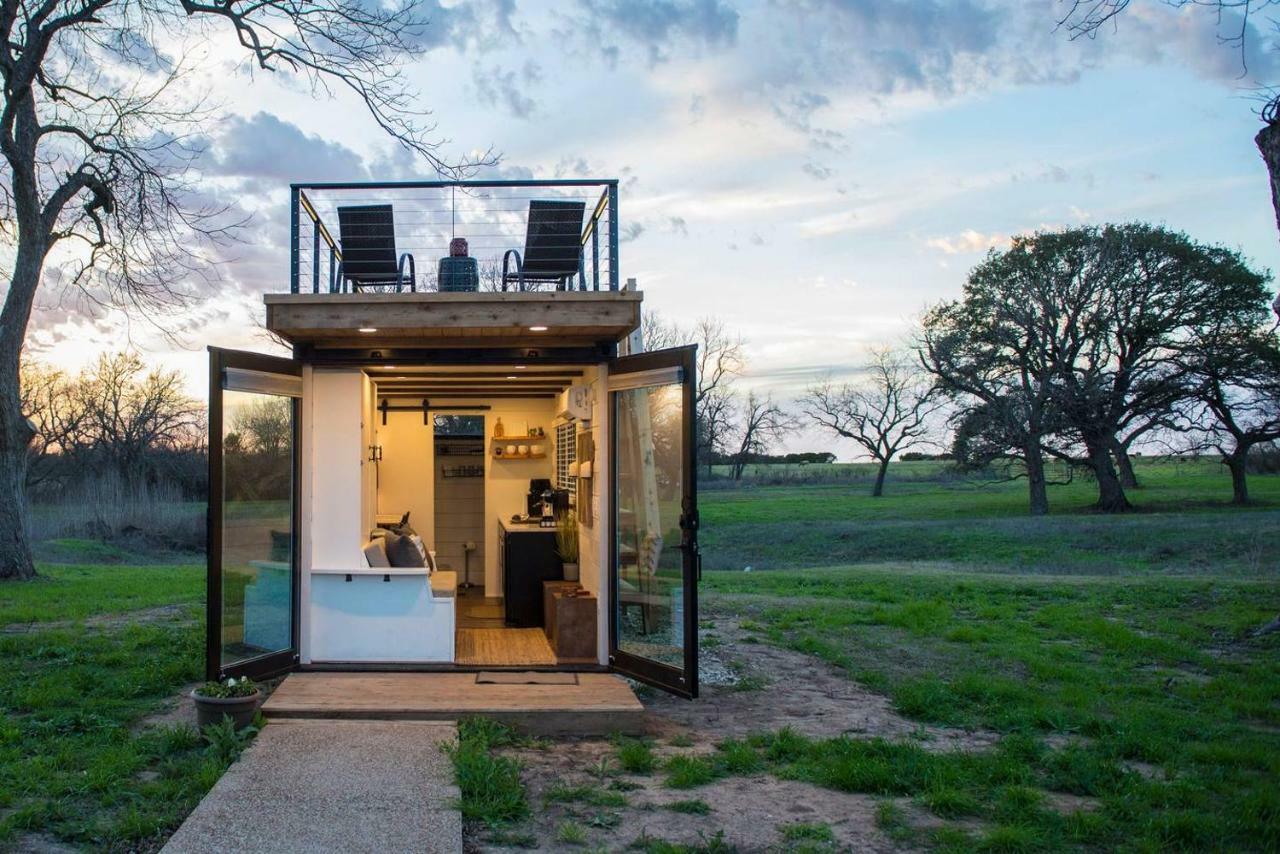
<box><xmin>727</xmin><ymin>392</ymin><xmax>795</xmax><ymax>480</ymax></box>
<box><xmin>0</xmin><ymin>0</ymin><xmax>491</xmax><ymax>580</ymax></box>
<box><xmin>643</xmin><ymin>312</ymin><xmax>745</xmax><ymax>472</ymax></box>
<box><xmin>231</xmin><ymin>396</ymin><xmax>291</xmax><ymax>456</ymax></box>
<box><xmin>79</xmin><ymin>352</ymin><xmax>202</xmax><ymax>486</ymax></box>
<box><xmin>1185</xmin><ymin>326</ymin><xmax>1280</xmax><ymax>503</ymax></box>
<box><xmin>19</xmin><ymin>361</ymin><xmax>86</xmax><ymax>490</ymax></box>
<box><xmin>805</xmin><ymin>348</ymin><xmax>942</xmax><ymax>497</ymax></box>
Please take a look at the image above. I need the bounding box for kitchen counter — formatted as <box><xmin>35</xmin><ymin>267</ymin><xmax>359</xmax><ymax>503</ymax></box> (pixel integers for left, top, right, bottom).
<box><xmin>498</xmin><ymin>520</ymin><xmax>562</xmax><ymax>627</ymax></box>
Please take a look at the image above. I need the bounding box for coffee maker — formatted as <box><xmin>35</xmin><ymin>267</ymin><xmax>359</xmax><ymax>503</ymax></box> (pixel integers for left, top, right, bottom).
<box><xmin>526</xmin><ymin>479</ymin><xmax>552</xmax><ymax>517</ymax></box>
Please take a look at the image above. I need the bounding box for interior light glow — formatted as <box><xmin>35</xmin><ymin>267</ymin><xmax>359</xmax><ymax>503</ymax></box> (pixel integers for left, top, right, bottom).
<box><xmin>529</xmin><ymin>326</ymin><xmax>548</xmax><ymax>332</ymax></box>
<box><xmin>358</xmin><ymin>327</ymin><xmax>377</xmax><ymax>333</ymax></box>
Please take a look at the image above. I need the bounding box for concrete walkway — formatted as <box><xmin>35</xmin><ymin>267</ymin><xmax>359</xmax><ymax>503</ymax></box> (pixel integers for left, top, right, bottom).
<box><xmin>162</xmin><ymin>720</ymin><xmax>461</xmax><ymax>854</ymax></box>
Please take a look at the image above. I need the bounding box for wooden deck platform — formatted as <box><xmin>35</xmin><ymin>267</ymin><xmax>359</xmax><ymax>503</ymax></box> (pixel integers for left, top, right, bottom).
<box><xmin>262</xmin><ymin>672</ymin><xmax>645</xmax><ymax>735</ymax></box>
<box><xmin>264</xmin><ymin>290</ymin><xmax>642</xmax><ymax>350</ymax></box>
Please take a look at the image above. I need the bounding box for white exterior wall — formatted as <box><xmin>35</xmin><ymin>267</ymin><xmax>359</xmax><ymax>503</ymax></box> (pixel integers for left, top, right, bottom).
<box><xmin>307</xmin><ymin>369</ymin><xmax>366</xmax><ymax>569</ymax></box>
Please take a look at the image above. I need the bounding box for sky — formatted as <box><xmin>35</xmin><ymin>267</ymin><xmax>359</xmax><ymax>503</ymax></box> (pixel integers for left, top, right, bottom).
<box><xmin>17</xmin><ymin>0</ymin><xmax>1280</xmax><ymax>459</ymax></box>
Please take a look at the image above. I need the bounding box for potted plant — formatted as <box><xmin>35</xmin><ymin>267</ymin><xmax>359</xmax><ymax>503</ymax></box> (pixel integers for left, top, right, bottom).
<box><xmin>192</xmin><ymin>676</ymin><xmax>261</xmax><ymax>731</ymax></box>
<box><xmin>556</xmin><ymin>509</ymin><xmax>580</xmax><ymax>581</ymax></box>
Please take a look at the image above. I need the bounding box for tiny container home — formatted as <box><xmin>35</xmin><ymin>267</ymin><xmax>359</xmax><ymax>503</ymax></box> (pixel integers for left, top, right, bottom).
<box><xmin>206</xmin><ymin>179</ymin><xmax>701</xmax><ymax>699</ymax></box>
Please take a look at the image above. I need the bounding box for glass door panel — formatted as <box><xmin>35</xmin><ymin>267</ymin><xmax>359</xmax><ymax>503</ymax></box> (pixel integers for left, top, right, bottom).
<box><xmin>207</xmin><ymin>348</ymin><xmax>302</xmax><ymax>681</ymax></box>
<box><xmin>609</xmin><ymin>346</ymin><xmax>699</xmax><ymax>698</ymax></box>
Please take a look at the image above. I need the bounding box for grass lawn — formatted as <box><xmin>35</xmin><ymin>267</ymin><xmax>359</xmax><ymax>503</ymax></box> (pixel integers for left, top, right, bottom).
<box><xmin>0</xmin><ymin>560</ymin><xmax>229</xmax><ymax>852</ymax></box>
<box><xmin>700</xmin><ymin>459</ymin><xmax>1280</xmax><ymax>574</ymax></box>
<box><xmin>704</xmin><ymin>565</ymin><xmax>1280</xmax><ymax>851</ymax></box>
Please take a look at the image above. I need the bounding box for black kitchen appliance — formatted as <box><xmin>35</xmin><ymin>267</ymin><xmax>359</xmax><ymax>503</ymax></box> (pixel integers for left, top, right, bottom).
<box><xmin>526</xmin><ymin>478</ymin><xmax>552</xmax><ymax>516</ymax></box>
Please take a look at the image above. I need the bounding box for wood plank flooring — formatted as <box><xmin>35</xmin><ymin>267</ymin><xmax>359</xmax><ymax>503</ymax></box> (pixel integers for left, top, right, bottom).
<box><xmin>262</xmin><ymin>672</ymin><xmax>644</xmax><ymax>735</ymax></box>
<box><xmin>455</xmin><ymin>628</ymin><xmax>556</xmax><ymax>666</ymax></box>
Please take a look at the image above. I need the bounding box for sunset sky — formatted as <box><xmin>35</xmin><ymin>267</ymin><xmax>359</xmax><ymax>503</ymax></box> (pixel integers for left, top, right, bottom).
<box><xmin>19</xmin><ymin>0</ymin><xmax>1280</xmax><ymax>458</ymax></box>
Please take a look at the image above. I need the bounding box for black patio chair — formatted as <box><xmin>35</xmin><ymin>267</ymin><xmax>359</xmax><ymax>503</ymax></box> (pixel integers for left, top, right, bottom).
<box><xmin>335</xmin><ymin>204</ymin><xmax>416</xmax><ymax>292</ymax></box>
<box><xmin>502</xmin><ymin>200</ymin><xmax>586</xmax><ymax>291</ymax></box>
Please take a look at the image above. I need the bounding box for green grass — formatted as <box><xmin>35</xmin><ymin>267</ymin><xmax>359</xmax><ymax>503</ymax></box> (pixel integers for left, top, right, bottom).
<box><xmin>0</xmin><ymin>563</ymin><xmax>203</xmax><ymax>626</ymax></box>
<box><xmin>615</xmin><ymin>736</ymin><xmax>658</xmax><ymax>774</ymax></box>
<box><xmin>0</xmin><ymin>561</ymin><xmax>240</xmax><ymax>850</ymax></box>
<box><xmin>700</xmin><ymin>459</ymin><xmax>1280</xmax><ymax>574</ymax></box>
<box><xmin>705</xmin><ymin>563</ymin><xmax>1280</xmax><ymax>850</ymax></box>
<box><xmin>665</xmin><ymin>799</ymin><xmax>711</xmax><ymax>815</ymax></box>
<box><xmin>447</xmin><ymin>718</ymin><xmax>529</xmax><ymax>827</ymax></box>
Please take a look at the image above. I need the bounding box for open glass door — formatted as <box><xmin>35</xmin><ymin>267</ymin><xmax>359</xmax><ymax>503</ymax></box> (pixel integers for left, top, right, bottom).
<box><xmin>608</xmin><ymin>346</ymin><xmax>699</xmax><ymax>698</ymax></box>
<box><xmin>207</xmin><ymin>347</ymin><xmax>302</xmax><ymax>681</ymax></box>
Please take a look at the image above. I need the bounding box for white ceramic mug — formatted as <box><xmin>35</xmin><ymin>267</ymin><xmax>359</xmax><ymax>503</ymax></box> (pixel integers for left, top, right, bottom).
<box><xmin>531</xmin><ymin>444</ymin><xmax>545</xmax><ymax>456</ymax></box>
<box><xmin>506</xmin><ymin>445</ymin><xmax>517</xmax><ymax>456</ymax></box>
<box><xmin>519</xmin><ymin>445</ymin><xmax>530</xmax><ymax>456</ymax></box>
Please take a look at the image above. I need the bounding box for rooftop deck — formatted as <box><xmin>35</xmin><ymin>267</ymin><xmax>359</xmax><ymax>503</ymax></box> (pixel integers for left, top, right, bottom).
<box><xmin>273</xmin><ymin>179</ymin><xmax>636</xmax><ymax>352</ymax></box>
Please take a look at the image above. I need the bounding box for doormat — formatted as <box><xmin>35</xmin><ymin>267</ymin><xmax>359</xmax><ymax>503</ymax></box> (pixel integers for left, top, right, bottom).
<box><xmin>475</xmin><ymin>672</ymin><xmax>579</xmax><ymax>685</ymax></box>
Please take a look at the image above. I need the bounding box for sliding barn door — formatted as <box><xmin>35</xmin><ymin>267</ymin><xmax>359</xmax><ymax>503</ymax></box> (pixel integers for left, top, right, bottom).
<box><xmin>608</xmin><ymin>346</ymin><xmax>700</xmax><ymax>698</ymax></box>
<box><xmin>207</xmin><ymin>347</ymin><xmax>303</xmax><ymax>681</ymax></box>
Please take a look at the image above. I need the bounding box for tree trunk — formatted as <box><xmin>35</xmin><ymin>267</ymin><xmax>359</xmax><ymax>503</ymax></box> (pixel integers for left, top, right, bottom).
<box><xmin>1112</xmin><ymin>440</ymin><xmax>1138</xmax><ymax>489</ymax></box>
<box><xmin>1225</xmin><ymin>453</ymin><xmax>1250</xmax><ymax>505</ymax></box>
<box><xmin>1025</xmin><ymin>441</ymin><xmax>1049</xmax><ymax>516</ymax></box>
<box><xmin>1255</xmin><ymin>118</ymin><xmax>1280</xmax><ymax>238</ymax></box>
<box><xmin>0</xmin><ymin>247</ymin><xmax>44</xmax><ymax>581</ymax></box>
<box><xmin>1087</xmin><ymin>441</ymin><xmax>1131</xmax><ymax>512</ymax></box>
<box><xmin>871</xmin><ymin>456</ymin><xmax>890</xmax><ymax>497</ymax></box>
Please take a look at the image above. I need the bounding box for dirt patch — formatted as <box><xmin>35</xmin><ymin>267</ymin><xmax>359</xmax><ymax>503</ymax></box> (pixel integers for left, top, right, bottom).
<box><xmin>492</xmin><ymin>739</ymin><xmax>895</xmax><ymax>853</ymax></box>
<box><xmin>134</xmin><ymin>681</ymin><xmax>203</xmax><ymax>732</ymax></box>
<box><xmin>6</xmin><ymin>833</ymin><xmax>81</xmax><ymax>853</ymax></box>
<box><xmin>469</xmin><ymin>617</ymin><xmax>1004</xmax><ymax>852</ymax></box>
<box><xmin>2</xmin><ymin>603</ymin><xmax>196</xmax><ymax>635</ymax></box>
<box><xmin>643</xmin><ymin>618</ymin><xmax>1000</xmax><ymax>752</ymax></box>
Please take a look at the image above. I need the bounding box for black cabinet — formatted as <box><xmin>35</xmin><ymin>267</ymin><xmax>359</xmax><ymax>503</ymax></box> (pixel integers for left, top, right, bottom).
<box><xmin>499</xmin><ymin>521</ymin><xmax>563</xmax><ymax>627</ymax></box>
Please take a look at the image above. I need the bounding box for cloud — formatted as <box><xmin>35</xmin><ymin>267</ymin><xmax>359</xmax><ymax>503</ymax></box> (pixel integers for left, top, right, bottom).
<box><xmin>926</xmin><ymin>229</ymin><xmax>1011</xmax><ymax>255</ymax></box>
<box><xmin>802</xmin><ymin>161</ymin><xmax>835</xmax><ymax>181</ymax></box>
<box><xmin>206</xmin><ymin>112</ymin><xmax>367</xmax><ymax>182</ymax></box>
<box><xmin>576</xmin><ymin>0</ymin><xmax>739</xmax><ymax>64</ymax></box>
<box><xmin>472</xmin><ymin>61</ymin><xmax>542</xmax><ymax>118</ymax></box>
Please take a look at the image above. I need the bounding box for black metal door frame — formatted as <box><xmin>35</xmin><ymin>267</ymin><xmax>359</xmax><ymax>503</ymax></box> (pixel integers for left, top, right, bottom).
<box><xmin>607</xmin><ymin>345</ymin><xmax>700</xmax><ymax>699</ymax></box>
<box><xmin>206</xmin><ymin>346</ymin><xmax>303</xmax><ymax>682</ymax></box>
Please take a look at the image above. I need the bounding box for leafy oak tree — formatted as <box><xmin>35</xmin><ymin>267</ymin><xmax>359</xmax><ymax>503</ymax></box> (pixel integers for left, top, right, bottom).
<box><xmin>0</xmin><ymin>0</ymin><xmax>488</xmax><ymax>580</ymax></box>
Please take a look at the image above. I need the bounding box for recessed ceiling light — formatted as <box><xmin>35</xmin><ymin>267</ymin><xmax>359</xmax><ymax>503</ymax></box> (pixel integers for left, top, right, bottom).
<box><xmin>515</xmin><ymin>365</ymin><xmax>527</xmax><ymax>370</ymax></box>
<box><xmin>358</xmin><ymin>327</ymin><xmax>377</xmax><ymax>333</ymax></box>
<box><xmin>384</xmin><ymin>365</ymin><xmax>397</xmax><ymax>369</ymax></box>
<box><xmin>506</xmin><ymin>376</ymin><xmax>518</xmax><ymax>380</ymax></box>
<box><xmin>529</xmin><ymin>325</ymin><xmax>548</xmax><ymax>332</ymax></box>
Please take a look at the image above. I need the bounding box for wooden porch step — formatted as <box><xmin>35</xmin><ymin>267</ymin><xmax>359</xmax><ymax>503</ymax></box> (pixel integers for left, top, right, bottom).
<box><xmin>262</xmin><ymin>672</ymin><xmax>645</xmax><ymax>736</ymax></box>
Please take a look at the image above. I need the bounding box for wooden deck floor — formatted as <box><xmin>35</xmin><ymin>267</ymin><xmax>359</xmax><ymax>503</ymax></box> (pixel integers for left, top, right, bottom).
<box><xmin>262</xmin><ymin>672</ymin><xmax>645</xmax><ymax>735</ymax></box>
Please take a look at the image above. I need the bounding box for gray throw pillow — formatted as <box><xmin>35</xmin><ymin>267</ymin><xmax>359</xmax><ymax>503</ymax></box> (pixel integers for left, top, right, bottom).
<box><xmin>385</xmin><ymin>533</ymin><xmax>426</xmax><ymax>568</ymax></box>
<box><xmin>362</xmin><ymin>539</ymin><xmax>391</xmax><ymax>568</ymax></box>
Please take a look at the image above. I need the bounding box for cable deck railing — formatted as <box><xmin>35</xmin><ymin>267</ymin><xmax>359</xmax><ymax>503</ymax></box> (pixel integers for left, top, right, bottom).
<box><xmin>289</xmin><ymin>179</ymin><xmax>620</xmax><ymax>294</ymax></box>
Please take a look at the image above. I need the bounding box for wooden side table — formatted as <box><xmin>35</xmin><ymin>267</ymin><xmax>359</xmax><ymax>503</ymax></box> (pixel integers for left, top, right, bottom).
<box><xmin>542</xmin><ymin>580</ymin><xmax>580</xmax><ymax>637</ymax></box>
<box><xmin>545</xmin><ymin>586</ymin><xmax>597</xmax><ymax>663</ymax></box>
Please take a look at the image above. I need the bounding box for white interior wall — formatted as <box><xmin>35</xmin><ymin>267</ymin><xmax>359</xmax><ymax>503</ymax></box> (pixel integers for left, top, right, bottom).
<box><xmin>375</xmin><ymin>406</ymin><xmax>436</xmax><ymax>546</ymax></box>
<box><xmin>308</xmin><ymin>369</ymin><xmax>365</xmax><ymax>570</ymax></box>
<box><xmin>433</xmin><ymin>438</ymin><xmax>485</xmax><ymax>583</ymax></box>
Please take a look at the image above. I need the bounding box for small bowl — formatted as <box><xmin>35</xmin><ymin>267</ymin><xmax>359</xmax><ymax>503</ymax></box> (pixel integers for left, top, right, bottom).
<box><xmin>506</xmin><ymin>445</ymin><xmax>517</xmax><ymax>456</ymax></box>
<box><xmin>519</xmin><ymin>445</ymin><xmax>530</xmax><ymax>456</ymax></box>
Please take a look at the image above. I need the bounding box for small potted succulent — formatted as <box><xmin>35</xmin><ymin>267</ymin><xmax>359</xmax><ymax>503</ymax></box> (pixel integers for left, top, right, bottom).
<box><xmin>192</xmin><ymin>676</ymin><xmax>261</xmax><ymax>731</ymax></box>
<box><xmin>556</xmin><ymin>509</ymin><xmax>580</xmax><ymax>581</ymax></box>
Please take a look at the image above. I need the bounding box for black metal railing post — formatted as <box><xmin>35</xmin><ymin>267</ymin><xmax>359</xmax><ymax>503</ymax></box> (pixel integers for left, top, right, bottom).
<box><xmin>289</xmin><ymin>186</ymin><xmax>300</xmax><ymax>293</ymax></box>
<box><xmin>312</xmin><ymin>218</ymin><xmax>320</xmax><ymax>294</ymax></box>
<box><xmin>607</xmin><ymin>181</ymin><xmax>619</xmax><ymax>291</ymax></box>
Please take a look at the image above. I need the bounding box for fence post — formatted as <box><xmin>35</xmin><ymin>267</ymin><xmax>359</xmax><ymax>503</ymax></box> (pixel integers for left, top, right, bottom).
<box><xmin>607</xmin><ymin>182</ymin><xmax>619</xmax><ymax>291</ymax></box>
<box><xmin>289</xmin><ymin>186</ymin><xmax>300</xmax><ymax>294</ymax></box>
<box><xmin>312</xmin><ymin>219</ymin><xmax>320</xmax><ymax>294</ymax></box>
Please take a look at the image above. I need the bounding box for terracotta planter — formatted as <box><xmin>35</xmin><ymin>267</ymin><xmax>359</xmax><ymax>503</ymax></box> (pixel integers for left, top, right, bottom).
<box><xmin>192</xmin><ymin>689</ymin><xmax>261</xmax><ymax>731</ymax></box>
